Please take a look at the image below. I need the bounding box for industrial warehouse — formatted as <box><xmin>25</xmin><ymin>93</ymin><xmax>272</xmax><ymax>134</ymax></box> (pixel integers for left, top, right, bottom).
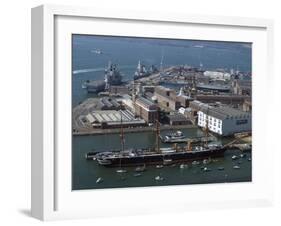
<box><xmin>85</xmin><ymin>110</ymin><xmax>146</xmax><ymax>129</ymax></box>
<box><xmin>73</xmin><ymin>75</ymin><xmax>252</xmax><ymax>137</ymax></box>
<box><xmin>197</xmin><ymin>103</ymin><xmax>251</xmax><ymax>136</ymax></box>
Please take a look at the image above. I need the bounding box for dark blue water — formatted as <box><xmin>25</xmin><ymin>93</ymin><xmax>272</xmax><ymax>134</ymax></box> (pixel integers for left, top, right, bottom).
<box><xmin>72</xmin><ymin>128</ymin><xmax>252</xmax><ymax>190</ymax></box>
<box><xmin>72</xmin><ymin>35</ymin><xmax>251</xmax><ymax>106</ymax></box>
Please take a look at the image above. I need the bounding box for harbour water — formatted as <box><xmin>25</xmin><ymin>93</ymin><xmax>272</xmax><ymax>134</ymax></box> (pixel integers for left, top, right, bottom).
<box><xmin>72</xmin><ymin>35</ymin><xmax>251</xmax><ymax>106</ymax></box>
<box><xmin>72</xmin><ymin>35</ymin><xmax>252</xmax><ymax>190</ymax></box>
<box><xmin>72</xmin><ymin>128</ymin><xmax>251</xmax><ymax>190</ymax></box>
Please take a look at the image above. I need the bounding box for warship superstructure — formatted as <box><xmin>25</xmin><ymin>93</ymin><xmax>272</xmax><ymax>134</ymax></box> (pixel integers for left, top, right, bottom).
<box><xmin>82</xmin><ymin>61</ymin><xmax>123</xmax><ymax>93</ymax></box>
<box><xmin>133</xmin><ymin>61</ymin><xmax>158</xmax><ymax>80</ymax></box>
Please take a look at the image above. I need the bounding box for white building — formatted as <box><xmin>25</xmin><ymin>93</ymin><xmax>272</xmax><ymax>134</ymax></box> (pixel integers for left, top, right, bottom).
<box><xmin>178</xmin><ymin>107</ymin><xmax>187</xmax><ymax>115</ymax></box>
<box><xmin>197</xmin><ymin>105</ymin><xmax>251</xmax><ymax>136</ymax></box>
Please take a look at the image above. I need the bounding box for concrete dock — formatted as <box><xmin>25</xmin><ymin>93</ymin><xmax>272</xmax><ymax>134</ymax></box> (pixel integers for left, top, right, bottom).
<box><xmin>73</xmin><ymin>124</ymin><xmax>197</xmax><ymax>136</ymax></box>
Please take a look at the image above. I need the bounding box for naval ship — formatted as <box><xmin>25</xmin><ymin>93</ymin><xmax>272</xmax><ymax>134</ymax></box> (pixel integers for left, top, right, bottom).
<box><xmin>82</xmin><ymin>61</ymin><xmax>123</xmax><ymax>93</ymax></box>
<box><xmin>133</xmin><ymin>61</ymin><xmax>158</xmax><ymax>80</ymax></box>
<box><xmin>85</xmin><ymin>111</ymin><xmax>226</xmax><ymax>167</ymax></box>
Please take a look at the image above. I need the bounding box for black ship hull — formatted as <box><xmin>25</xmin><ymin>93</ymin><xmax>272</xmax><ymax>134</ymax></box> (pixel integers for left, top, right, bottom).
<box><xmin>89</xmin><ymin>147</ymin><xmax>226</xmax><ymax>167</ymax></box>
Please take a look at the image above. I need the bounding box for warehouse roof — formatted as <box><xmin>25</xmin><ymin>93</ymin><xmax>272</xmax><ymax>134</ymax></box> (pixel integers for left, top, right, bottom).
<box><xmin>199</xmin><ymin>105</ymin><xmax>251</xmax><ymax>120</ymax></box>
<box><xmin>136</xmin><ymin>96</ymin><xmax>157</xmax><ymax>110</ymax></box>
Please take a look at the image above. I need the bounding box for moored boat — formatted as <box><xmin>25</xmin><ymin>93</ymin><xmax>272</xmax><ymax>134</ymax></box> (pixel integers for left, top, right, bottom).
<box><xmin>91</xmin><ymin>144</ymin><xmax>226</xmax><ymax>167</ymax></box>
<box><xmin>161</xmin><ymin>130</ymin><xmax>186</xmax><ymax>143</ymax></box>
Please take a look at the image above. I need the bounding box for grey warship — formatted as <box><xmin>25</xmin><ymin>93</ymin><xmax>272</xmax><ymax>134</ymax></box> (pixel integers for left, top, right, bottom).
<box><xmin>133</xmin><ymin>60</ymin><xmax>158</xmax><ymax>80</ymax></box>
<box><xmin>82</xmin><ymin>61</ymin><xmax>123</xmax><ymax>93</ymax></box>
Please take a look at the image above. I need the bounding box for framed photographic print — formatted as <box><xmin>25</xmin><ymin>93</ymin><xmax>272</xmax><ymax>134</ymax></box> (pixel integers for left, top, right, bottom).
<box><xmin>31</xmin><ymin>4</ymin><xmax>274</xmax><ymax>221</ymax></box>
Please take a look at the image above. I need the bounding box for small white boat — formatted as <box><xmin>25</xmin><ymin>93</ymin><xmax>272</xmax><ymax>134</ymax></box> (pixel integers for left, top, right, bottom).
<box><xmin>163</xmin><ymin>130</ymin><xmax>186</xmax><ymax>143</ymax></box>
<box><xmin>135</xmin><ymin>165</ymin><xmax>146</xmax><ymax>172</ymax></box>
<box><xmin>248</xmin><ymin>157</ymin><xmax>252</xmax><ymax>161</ymax></box>
<box><xmin>156</xmin><ymin>165</ymin><xmax>164</xmax><ymax>169</ymax></box>
<box><xmin>233</xmin><ymin>165</ymin><xmax>240</xmax><ymax>169</ymax></box>
<box><xmin>203</xmin><ymin>159</ymin><xmax>210</xmax><ymax>164</ymax></box>
<box><xmin>180</xmin><ymin>164</ymin><xmax>188</xmax><ymax>169</ymax></box>
<box><xmin>116</xmin><ymin>169</ymin><xmax>127</xmax><ymax>173</ymax></box>
<box><xmin>155</xmin><ymin>176</ymin><xmax>164</xmax><ymax>181</ymax></box>
<box><xmin>193</xmin><ymin>45</ymin><xmax>204</xmax><ymax>48</ymax></box>
<box><xmin>232</xmin><ymin>155</ymin><xmax>238</xmax><ymax>160</ymax></box>
<box><xmin>217</xmin><ymin>167</ymin><xmax>225</xmax><ymax>171</ymax></box>
<box><xmin>96</xmin><ymin>177</ymin><xmax>103</xmax><ymax>184</ymax></box>
<box><xmin>163</xmin><ymin>159</ymin><xmax>173</xmax><ymax>165</ymax></box>
<box><xmin>192</xmin><ymin>160</ymin><xmax>200</xmax><ymax>165</ymax></box>
<box><xmin>133</xmin><ymin>173</ymin><xmax>142</xmax><ymax>177</ymax></box>
<box><xmin>91</xmin><ymin>49</ymin><xmax>103</xmax><ymax>54</ymax></box>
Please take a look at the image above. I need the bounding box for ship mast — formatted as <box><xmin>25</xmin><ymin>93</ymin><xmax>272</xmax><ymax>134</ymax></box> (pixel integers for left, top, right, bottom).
<box><xmin>204</xmin><ymin>106</ymin><xmax>209</xmax><ymax>146</ymax></box>
<box><xmin>120</xmin><ymin>109</ymin><xmax>125</xmax><ymax>152</ymax></box>
<box><xmin>116</xmin><ymin>108</ymin><xmax>126</xmax><ymax>173</ymax></box>
<box><xmin>155</xmin><ymin>116</ymin><xmax>160</xmax><ymax>153</ymax></box>
<box><xmin>132</xmin><ymin>80</ymin><xmax>137</xmax><ymax>118</ymax></box>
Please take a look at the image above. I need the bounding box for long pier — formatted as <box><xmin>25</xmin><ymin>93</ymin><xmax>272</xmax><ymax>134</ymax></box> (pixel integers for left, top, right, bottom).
<box><xmin>73</xmin><ymin>124</ymin><xmax>197</xmax><ymax>136</ymax></box>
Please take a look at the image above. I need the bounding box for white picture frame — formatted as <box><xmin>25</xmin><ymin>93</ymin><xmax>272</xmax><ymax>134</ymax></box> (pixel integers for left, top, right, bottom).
<box><xmin>31</xmin><ymin>4</ymin><xmax>274</xmax><ymax>221</ymax></box>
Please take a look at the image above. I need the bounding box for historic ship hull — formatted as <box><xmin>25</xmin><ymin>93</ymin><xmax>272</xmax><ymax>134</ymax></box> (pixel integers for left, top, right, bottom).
<box><xmin>86</xmin><ymin>146</ymin><xmax>226</xmax><ymax>167</ymax></box>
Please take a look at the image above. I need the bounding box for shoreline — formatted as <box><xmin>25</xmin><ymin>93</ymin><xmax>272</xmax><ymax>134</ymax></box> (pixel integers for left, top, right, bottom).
<box><xmin>73</xmin><ymin>124</ymin><xmax>197</xmax><ymax>136</ymax></box>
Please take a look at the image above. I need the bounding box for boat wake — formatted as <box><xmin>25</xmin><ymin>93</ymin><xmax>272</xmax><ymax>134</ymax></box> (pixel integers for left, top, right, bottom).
<box><xmin>72</xmin><ymin>68</ymin><xmax>105</xmax><ymax>75</ymax></box>
<box><xmin>73</xmin><ymin>65</ymin><xmax>135</xmax><ymax>75</ymax></box>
